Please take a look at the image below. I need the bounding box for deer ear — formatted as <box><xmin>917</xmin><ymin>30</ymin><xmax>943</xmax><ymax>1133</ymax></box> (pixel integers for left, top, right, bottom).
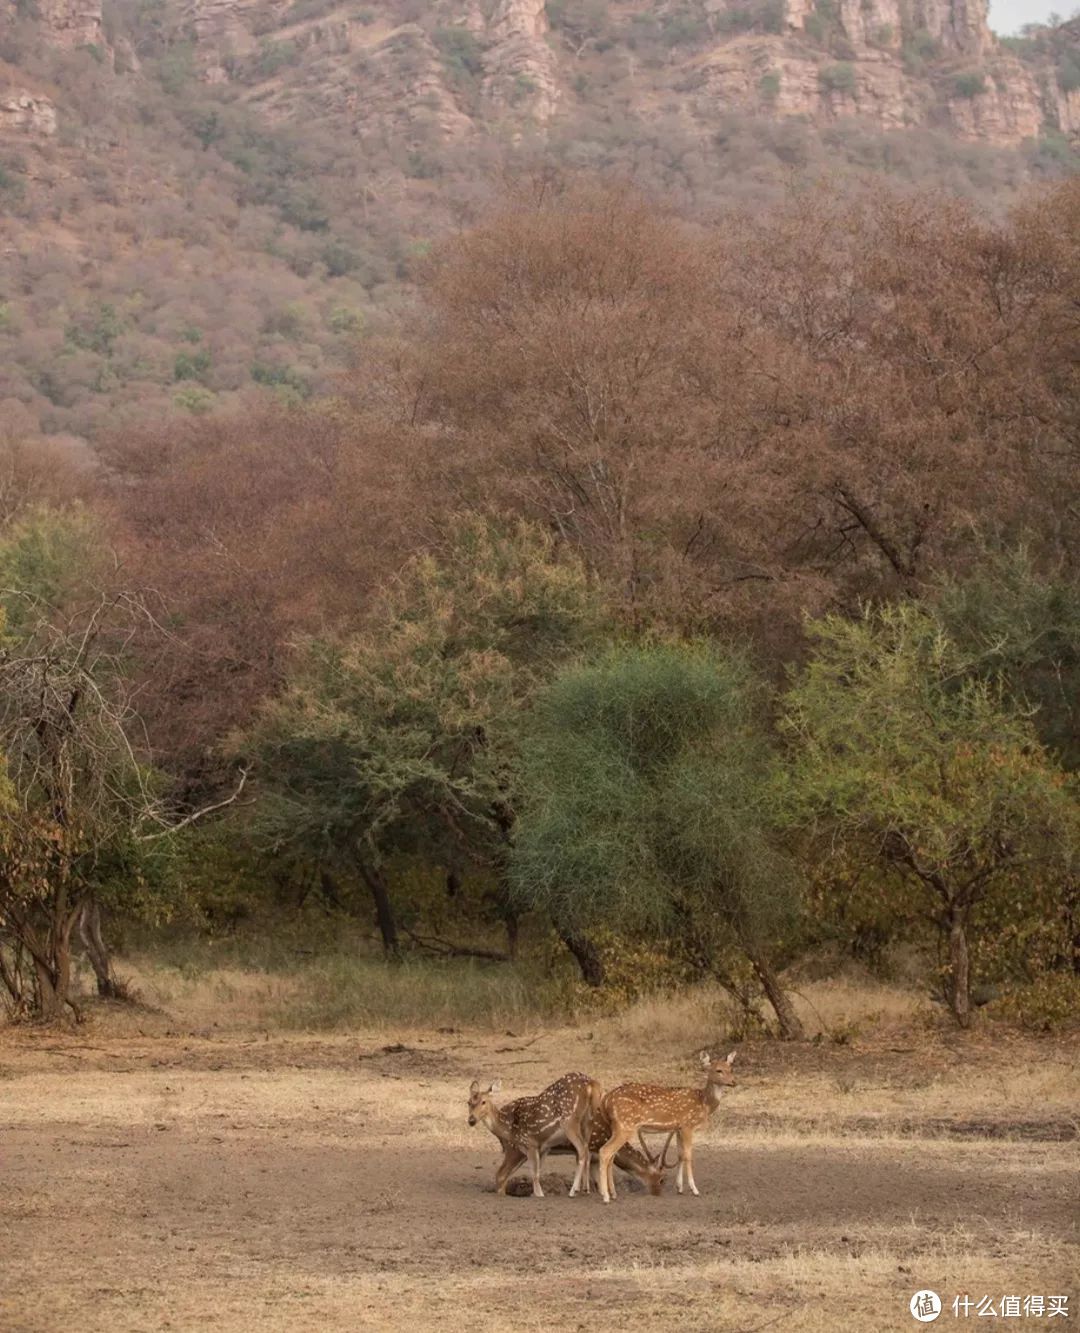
<box><xmin>469</xmin><ymin>1080</ymin><xmax>479</xmax><ymax>1095</ymax></box>
<box><xmin>488</xmin><ymin>1080</ymin><xmax>501</xmax><ymax>1094</ymax></box>
<box><xmin>726</xmin><ymin>1051</ymin><xmax>737</xmax><ymax>1065</ymax></box>
<box><xmin>700</xmin><ymin>1050</ymin><xmax>712</xmax><ymax>1067</ymax></box>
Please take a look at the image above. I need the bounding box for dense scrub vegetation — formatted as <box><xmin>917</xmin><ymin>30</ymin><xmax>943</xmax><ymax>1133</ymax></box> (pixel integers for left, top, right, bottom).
<box><xmin>0</xmin><ymin>0</ymin><xmax>1076</xmax><ymax>440</ymax></box>
<box><xmin>1</xmin><ymin>175</ymin><xmax>1078</xmax><ymax>1032</ymax></box>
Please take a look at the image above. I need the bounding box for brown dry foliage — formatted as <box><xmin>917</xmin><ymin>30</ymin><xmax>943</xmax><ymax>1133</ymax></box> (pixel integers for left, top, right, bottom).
<box><xmin>367</xmin><ymin>176</ymin><xmax>1078</xmax><ymax>654</ymax></box>
<box><xmin>92</xmin><ymin>175</ymin><xmax>1080</xmax><ymax>787</ymax></box>
<box><xmin>100</xmin><ymin>401</ymin><xmax>425</xmax><ymax>788</ymax></box>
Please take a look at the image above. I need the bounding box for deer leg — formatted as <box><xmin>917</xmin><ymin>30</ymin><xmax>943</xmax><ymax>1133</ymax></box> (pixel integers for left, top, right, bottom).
<box><xmin>675</xmin><ymin>1152</ymin><xmax>685</xmax><ymax>1195</ymax></box>
<box><xmin>680</xmin><ymin>1130</ymin><xmax>699</xmax><ymax>1197</ymax></box>
<box><xmin>526</xmin><ymin>1142</ymin><xmax>544</xmax><ymax>1198</ymax></box>
<box><xmin>597</xmin><ymin>1129</ymin><xmax>629</xmax><ymax>1205</ymax></box>
<box><xmin>495</xmin><ymin>1145</ymin><xmax>526</xmax><ymax>1195</ymax></box>
<box><xmin>565</xmin><ymin>1121</ymin><xmax>589</xmax><ymax>1198</ymax></box>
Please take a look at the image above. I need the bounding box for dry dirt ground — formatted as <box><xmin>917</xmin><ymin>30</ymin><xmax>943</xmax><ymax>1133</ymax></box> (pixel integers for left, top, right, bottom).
<box><xmin>1</xmin><ymin>1015</ymin><xmax>1077</xmax><ymax>1332</ymax></box>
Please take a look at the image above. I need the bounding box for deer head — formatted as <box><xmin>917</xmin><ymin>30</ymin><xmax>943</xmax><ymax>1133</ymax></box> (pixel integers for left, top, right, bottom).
<box><xmin>700</xmin><ymin>1049</ymin><xmax>737</xmax><ymax>1095</ymax></box>
<box><xmin>467</xmin><ymin>1078</ymin><xmax>501</xmax><ymax>1128</ymax></box>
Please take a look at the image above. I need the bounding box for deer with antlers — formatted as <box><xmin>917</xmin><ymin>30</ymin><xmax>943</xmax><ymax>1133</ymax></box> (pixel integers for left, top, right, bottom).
<box><xmin>596</xmin><ymin>1050</ymin><xmax>737</xmax><ymax>1204</ymax></box>
<box><xmin>467</xmin><ymin>1072</ymin><xmax>600</xmax><ymax>1198</ymax></box>
<box><xmin>490</xmin><ymin>1098</ymin><xmax>667</xmax><ymax>1197</ymax></box>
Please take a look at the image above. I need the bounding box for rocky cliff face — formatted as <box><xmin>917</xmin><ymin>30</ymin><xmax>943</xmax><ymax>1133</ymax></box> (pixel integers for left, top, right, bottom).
<box><xmin>685</xmin><ymin>0</ymin><xmax>1052</xmax><ymax>145</ymax></box>
<box><xmin>482</xmin><ymin>0</ymin><xmax>560</xmax><ymax>122</ymax></box>
<box><xmin>1</xmin><ymin>0</ymin><xmax>1076</xmax><ymax>152</ymax></box>
<box><xmin>0</xmin><ymin>85</ymin><xmax>57</xmax><ymax>134</ymax></box>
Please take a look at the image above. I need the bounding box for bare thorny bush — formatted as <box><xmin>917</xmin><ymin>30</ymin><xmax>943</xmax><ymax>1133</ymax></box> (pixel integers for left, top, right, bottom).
<box><xmin>0</xmin><ymin>589</ymin><xmax>245</xmax><ymax>1020</ymax></box>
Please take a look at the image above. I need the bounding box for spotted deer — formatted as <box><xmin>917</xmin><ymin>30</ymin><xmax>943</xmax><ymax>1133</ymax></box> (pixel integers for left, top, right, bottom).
<box><xmin>492</xmin><ymin>1098</ymin><xmax>666</xmax><ymax>1197</ymax></box>
<box><xmin>467</xmin><ymin>1072</ymin><xmax>599</xmax><ymax>1198</ymax></box>
<box><xmin>597</xmin><ymin>1050</ymin><xmax>737</xmax><ymax>1204</ymax></box>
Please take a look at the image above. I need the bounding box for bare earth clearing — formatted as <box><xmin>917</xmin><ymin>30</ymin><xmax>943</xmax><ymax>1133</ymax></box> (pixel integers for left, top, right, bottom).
<box><xmin>1</xmin><ymin>1012</ymin><xmax>1077</xmax><ymax>1332</ymax></box>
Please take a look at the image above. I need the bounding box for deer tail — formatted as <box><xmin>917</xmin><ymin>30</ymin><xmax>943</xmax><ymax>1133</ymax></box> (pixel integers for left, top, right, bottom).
<box><xmin>588</xmin><ymin>1078</ymin><xmax>604</xmax><ymax>1116</ymax></box>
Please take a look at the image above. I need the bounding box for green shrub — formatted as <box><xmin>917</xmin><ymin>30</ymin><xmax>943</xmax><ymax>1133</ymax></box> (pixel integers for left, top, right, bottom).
<box><xmin>173</xmin><ymin>384</ymin><xmax>216</xmax><ymax>414</ymax></box>
<box><xmin>717</xmin><ymin>2</ymin><xmax>783</xmax><ymax>35</ymax></box>
<box><xmin>0</xmin><ymin>161</ymin><xmax>23</xmax><ymax>205</ymax></box>
<box><xmin>173</xmin><ymin>347</ymin><xmax>211</xmax><ymax>381</ymax></box>
<box><xmin>328</xmin><ymin>305</ymin><xmax>364</xmax><ymax>334</ymax></box>
<box><xmin>659</xmin><ymin>9</ymin><xmax>709</xmax><ymax>46</ymax></box>
<box><xmin>819</xmin><ymin>62</ymin><xmax>856</xmax><ymax>94</ymax></box>
<box><xmin>320</xmin><ymin>239</ymin><xmax>361</xmax><ymax>277</ymax></box>
<box><xmin>158</xmin><ymin>43</ymin><xmax>194</xmax><ymax>94</ymax></box>
<box><xmin>250</xmin><ymin>361</ymin><xmax>312</xmax><ymax>397</ymax></box>
<box><xmin>65</xmin><ymin>302</ymin><xmax>126</xmax><ymax>356</ymax></box>
<box><xmin>803</xmin><ymin>13</ymin><xmax>825</xmax><ymax>41</ymax></box>
<box><xmin>1058</xmin><ymin>54</ymin><xmax>1080</xmax><ymax>94</ymax></box>
<box><xmin>189</xmin><ymin>109</ymin><xmax>223</xmax><ymax>150</ymax></box>
<box><xmin>261</xmin><ymin>303</ymin><xmax>307</xmax><ymax>339</ymax></box>
<box><xmin>278</xmin><ymin>188</ymin><xmax>329</xmax><ymax>232</ymax></box>
<box><xmin>258</xmin><ymin>39</ymin><xmax>301</xmax><ymax>77</ymax></box>
<box><xmin>994</xmin><ymin>974</ymin><xmax>1080</xmax><ymax>1032</ymax></box>
<box><xmin>286</xmin><ymin>0</ymin><xmax>337</xmax><ymax>22</ymax></box>
<box><xmin>406</xmin><ymin>152</ymin><xmax>441</xmax><ymax>179</ymax></box>
<box><xmin>953</xmin><ymin>71</ymin><xmax>987</xmax><ymax>99</ymax></box>
<box><xmin>759</xmin><ymin>0</ymin><xmax>785</xmax><ymax>35</ymax></box>
<box><xmin>901</xmin><ymin>27</ymin><xmax>940</xmax><ymax>73</ymax></box>
<box><xmin>432</xmin><ymin>26</ymin><xmax>483</xmax><ymax>81</ymax></box>
<box><xmin>759</xmin><ymin>71</ymin><xmax>781</xmax><ymax>100</ymax></box>
<box><xmin>909</xmin><ymin>26</ymin><xmax>939</xmax><ymax>57</ymax></box>
<box><xmin>1030</xmin><ymin>129</ymin><xmax>1077</xmax><ymax>171</ymax></box>
<box><xmin>1000</xmin><ymin>35</ymin><xmax>1039</xmax><ymax>61</ymax></box>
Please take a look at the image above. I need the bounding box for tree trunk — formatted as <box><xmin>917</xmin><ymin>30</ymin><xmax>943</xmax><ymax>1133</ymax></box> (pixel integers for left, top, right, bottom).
<box><xmin>559</xmin><ymin>928</ymin><xmax>606</xmax><ymax>987</ymax></box>
<box><xmin>34</xmin><ymin>956</ymin><xmax>64</xmax><ymax>1020</ymax></box>
<box><xmin>78</xmin><ymin>899</ymin><xmax>124</xmax><ymax>999</ymax></box>
<box><xmin>1063</xmin><ymin>882</ymin><xmax>1080</xmax><ymax>977</ymax></box>
<box><xmin>946</xmin><ymin>907</ymin><xmax>972</xmax><ymax>1029</ymax></box>
<box><xmin>356</xmin><ymin>860</ymin><xmax>399</xmax><ymax>955</ymax></box>
<box><xmin>745</xmin><ymin>946</ymin><xmax>804</xmax><ymax>1041</ymax></box>
<box><xmin>27</xmin><ymin>895</ymin><xmax>79</xmax><ymax>1021</ymax></box>
<box><xmin>488</xmin><ymin>880</ymin><xmax>520</xmax><ymax>962</ymax></box>
<box><xmin>318</xmin><ymin>869</ymin><xmax>344</xmax><ymax>911</ymax></box>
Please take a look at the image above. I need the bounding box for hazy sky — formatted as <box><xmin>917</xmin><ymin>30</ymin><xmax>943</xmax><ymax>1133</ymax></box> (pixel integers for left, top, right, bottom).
<box><xmin>989</xmin><ymin>0</ymin><xmax>1074</xmax><ymax>33</ymax></box>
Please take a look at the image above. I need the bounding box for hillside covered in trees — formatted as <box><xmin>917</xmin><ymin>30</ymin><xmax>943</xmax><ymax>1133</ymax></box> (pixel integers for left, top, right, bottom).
<box><xmin>0</xmin><ymin>0</ymin><xmax>1078</xmax><ymax>441</ymax></box>
<box><xmin>1</xmin><ymin>170</ymin><xmax>1078</xmax><ymax>1033</ymax></box>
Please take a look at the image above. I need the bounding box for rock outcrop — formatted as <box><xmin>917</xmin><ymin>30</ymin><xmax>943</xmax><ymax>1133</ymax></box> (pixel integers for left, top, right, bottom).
<box><xmin>3</xmin><ymin>0</ymin><xmax>1075</xmax><ymax>152</ymax></box>
<box><xmin>348</xmin><ymin>23</ymin><xmax>474</xmax><ymax>144</ymax></box>
<box><xmin>684</xmin><ymin>0</ymin><xmax>1056</xmax><ymax>146</ymax></box>
<box><xmin>482</xmin><ymin>0</ymin><xmax>560</xmax><ymax>122</ymax></box>
<box><xmin>3</xmin><ymin>0</ymin><xmax>107</xmax><ymax>50</ymax></box>
<box><xmin>910</xmin><ymin>0</ymin><xmax>992</xmax><ymax>56</ymax></box>
<box><xmin>0</xmin><ymin>87</ymin><xmax>57</xmax><ymax>134</ymax></box>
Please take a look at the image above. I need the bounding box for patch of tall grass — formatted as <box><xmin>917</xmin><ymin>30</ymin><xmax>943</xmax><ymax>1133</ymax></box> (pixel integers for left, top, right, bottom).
<box><xmin>272</xmin><ymin>954</ymin><xmax>568</xmax><ymax>1030</ymax></box>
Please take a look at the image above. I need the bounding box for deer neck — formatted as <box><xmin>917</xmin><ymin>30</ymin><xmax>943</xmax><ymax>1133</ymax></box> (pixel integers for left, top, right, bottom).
<box><xmin>484</xmin><ymin>1103</ymin><xmax>516</xmax><ymax>1147</ymax></box>
<box><xmin>702</xmin><ymin>1078</ymin><xmax>724</xmax><ymax>1114</ymax></box>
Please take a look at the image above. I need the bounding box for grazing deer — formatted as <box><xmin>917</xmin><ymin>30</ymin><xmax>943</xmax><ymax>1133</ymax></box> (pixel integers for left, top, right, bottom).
<box><xmin>493</xmin><ymin>1099</ymin><xmax>667</xmax><ymax>1197</ymax></box>
<box><xmin>467</xmin><ymin>1072</ymin><xmax>599</xmax><ymax>1198</ymax></box>
<box><xmin>597</xmin><ymin>1050</ymin><xmax>737</xmax><ymax>1204</ymax></box>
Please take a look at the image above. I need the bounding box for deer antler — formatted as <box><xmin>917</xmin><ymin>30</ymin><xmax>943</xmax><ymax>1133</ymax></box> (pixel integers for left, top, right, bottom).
<box><xmin>638</xmin><ymin>1128</ymin><xmax>679</xmax><ymax>1170</ymax></box>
